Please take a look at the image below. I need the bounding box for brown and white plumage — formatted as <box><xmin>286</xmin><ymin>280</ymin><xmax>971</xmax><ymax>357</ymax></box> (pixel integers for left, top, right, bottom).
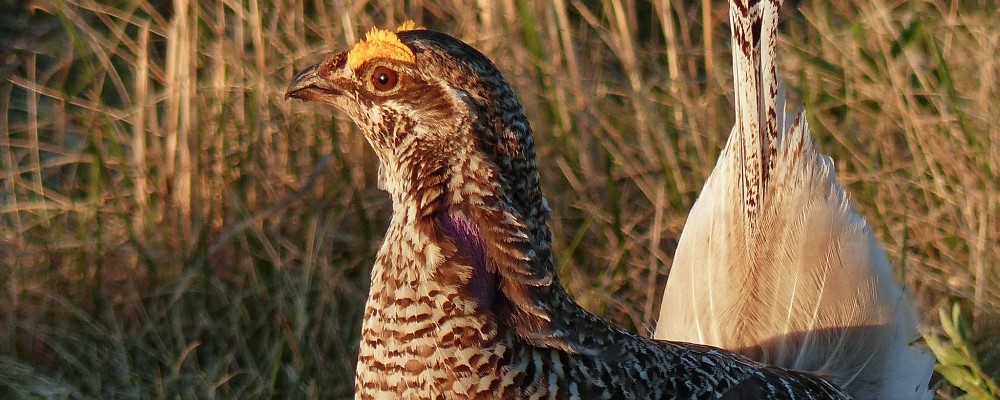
<box><xmin>655</xmin><ymin>1</ymin><xmax>934</xmax><ymax>399</ymax></box>
<box><xmin>286</xmin><ymin>27</ymin><xmax>852</xmax><ymax>400</ymax></box>
<box><xmin>285</xmin><ymin>1</ymin><xmax>930</xmax><ymax>398</ymax></box>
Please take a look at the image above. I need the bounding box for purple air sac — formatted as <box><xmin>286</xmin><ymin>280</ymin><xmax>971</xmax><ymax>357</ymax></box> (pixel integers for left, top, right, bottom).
<box><xmin>436</xmin><ymin>211</ymin><xmax>497</xmax><ymax>309</ymax></box>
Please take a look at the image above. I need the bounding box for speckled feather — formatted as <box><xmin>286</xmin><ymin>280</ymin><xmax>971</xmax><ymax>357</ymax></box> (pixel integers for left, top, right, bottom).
<box><xmin>285</xmin><ymin>7</ymin><xmax>862</xmax><ymax>400</ymax></box>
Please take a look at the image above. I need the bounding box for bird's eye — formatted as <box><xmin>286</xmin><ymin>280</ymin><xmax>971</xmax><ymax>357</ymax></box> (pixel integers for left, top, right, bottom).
<box><xmin>371</xmin><ymin>66</ymin><xmax>399</xmax><ymax>92</ymax></box>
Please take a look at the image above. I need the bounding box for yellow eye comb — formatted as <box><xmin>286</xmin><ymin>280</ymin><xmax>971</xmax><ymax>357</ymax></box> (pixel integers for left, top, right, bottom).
<box><xmin>346</xmin><ymin>21</ymin><xmax>420</xmax><ymax>70</ymax></box>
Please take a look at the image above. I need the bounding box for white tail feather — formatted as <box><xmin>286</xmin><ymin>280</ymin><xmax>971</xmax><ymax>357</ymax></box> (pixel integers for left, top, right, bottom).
<box><xmin>654</xmin><ymin>1</ymin><xmax>934</xmax><ymax>398</ymax></box>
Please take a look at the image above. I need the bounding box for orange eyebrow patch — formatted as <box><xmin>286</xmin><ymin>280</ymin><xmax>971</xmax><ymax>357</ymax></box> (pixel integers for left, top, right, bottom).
<box><xmin>346</xmin><ymin>26</ymin><xmax>417</xmax><ymax>70</ymax></box>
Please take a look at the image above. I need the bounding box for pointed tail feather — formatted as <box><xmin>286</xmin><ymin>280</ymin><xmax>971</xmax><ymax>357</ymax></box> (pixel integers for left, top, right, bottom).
<box><xmin>654</xmin><ymin>1</ymin><xmax>934</xmax><ymax>398</ymax></box>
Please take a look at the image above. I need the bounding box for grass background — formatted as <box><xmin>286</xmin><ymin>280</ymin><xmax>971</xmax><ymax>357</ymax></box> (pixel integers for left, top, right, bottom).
<box><xmin>1</xmin><ymin>0</ymin><xmax>997</xmax><ymax>398</ymax></box>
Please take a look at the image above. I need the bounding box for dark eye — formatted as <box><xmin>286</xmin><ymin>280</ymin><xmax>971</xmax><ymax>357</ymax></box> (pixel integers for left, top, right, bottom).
<box><xmin>371</xmin><ymin>66</ymin><xmax>399</xmax><ymax>91</ymax></box>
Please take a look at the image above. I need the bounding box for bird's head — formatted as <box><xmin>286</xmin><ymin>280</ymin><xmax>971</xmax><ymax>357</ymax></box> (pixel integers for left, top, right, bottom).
<box><xmin>286</xmin><ymin>25</ymin><xmax>546</xmax><ymax>228</ymax></box>
<box><xmin>287</xmin><ymin>26</ymin><xmax>569</xmax><ymax>333</ymax></box>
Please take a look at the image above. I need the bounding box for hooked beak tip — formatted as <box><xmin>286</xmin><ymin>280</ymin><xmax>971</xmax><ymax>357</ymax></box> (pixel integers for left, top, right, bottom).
<box><xmin>285</xmin><ymin>63</ymin><xmax>321</xmax><ymax>101</ymax></box>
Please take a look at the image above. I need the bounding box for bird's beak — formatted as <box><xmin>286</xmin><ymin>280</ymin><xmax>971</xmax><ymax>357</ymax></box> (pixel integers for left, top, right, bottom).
<box><xmin>285</xmin><ymin>63</ymin><xmax>336</xmax><ymax>101</ymax></box>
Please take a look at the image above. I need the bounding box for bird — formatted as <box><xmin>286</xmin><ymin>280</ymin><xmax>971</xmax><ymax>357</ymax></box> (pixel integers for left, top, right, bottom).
<box><xmin>284</xmin><ymin>1</ymin><xmax>932</xmax><ymax>398</ymax></box>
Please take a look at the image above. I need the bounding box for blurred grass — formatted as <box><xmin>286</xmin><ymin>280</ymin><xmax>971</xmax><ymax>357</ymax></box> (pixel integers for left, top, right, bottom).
<box><xmin>926</xmin><ymin>304</ymin><xmax>999</xmax><ymax>399</ymax></box>
<box><xmin>1</xmin><ymin>0</ymin><xmax>997</xmax><ymax>398</ymax></box>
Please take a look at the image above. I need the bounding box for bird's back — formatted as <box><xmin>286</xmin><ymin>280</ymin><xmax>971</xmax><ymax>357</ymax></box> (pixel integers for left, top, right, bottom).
<box><xmin>654</xmin><ymin>1</ymin><xmax>934</xmax><ymax>399</ymax></box>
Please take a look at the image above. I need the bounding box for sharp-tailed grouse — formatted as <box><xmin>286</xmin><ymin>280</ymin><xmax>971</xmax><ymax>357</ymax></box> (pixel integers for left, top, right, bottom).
<box><xmin>285</xmin><ymin>1</ymin><xmax>933</xmax><ymax>398</ymax></box>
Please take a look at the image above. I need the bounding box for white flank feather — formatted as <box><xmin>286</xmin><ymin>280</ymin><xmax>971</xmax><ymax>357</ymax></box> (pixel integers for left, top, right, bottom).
<box><xmin>654</xmin><ymin>0</ymin><xmax>934</xmax><ymax>399</ymax></box>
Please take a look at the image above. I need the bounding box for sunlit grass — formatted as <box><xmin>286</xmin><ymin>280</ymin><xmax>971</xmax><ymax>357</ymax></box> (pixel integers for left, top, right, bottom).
<box><xmin>1</xmin><ymin>0</ymin><xmax>997</xmax><ymax>398</ymax></box>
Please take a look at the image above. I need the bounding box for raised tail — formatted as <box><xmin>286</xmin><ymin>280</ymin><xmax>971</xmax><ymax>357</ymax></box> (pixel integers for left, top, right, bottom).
<box><xmin>653</xmin><ymin>1</ymin><xmax>934</xmax><ymax>398</ymax></box>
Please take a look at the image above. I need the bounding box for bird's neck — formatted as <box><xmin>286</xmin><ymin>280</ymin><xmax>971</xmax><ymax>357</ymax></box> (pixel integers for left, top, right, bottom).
<box><xmin>354</xmin><ymin>201</ymin><xmax>511</xmax><ymax>397</ymax></box>
<box><xmin>354</xmin><ymin>173</ymin><xmax>690</xmax><ymax>397</ymax></box>
<box><xmin>357</xmin><ymin>139</ymin><xmax>652</xmax><ymax>393</ymax></box>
